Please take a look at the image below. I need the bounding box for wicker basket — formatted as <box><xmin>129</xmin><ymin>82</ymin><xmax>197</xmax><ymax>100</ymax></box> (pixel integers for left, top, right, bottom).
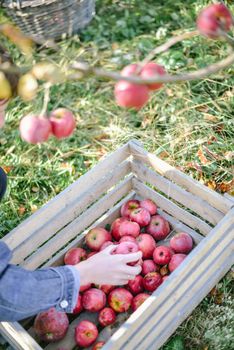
<box><xmin>1</xmin><ymin>0</ymin><xmax>95</xmax><ymax>41</ymax></box>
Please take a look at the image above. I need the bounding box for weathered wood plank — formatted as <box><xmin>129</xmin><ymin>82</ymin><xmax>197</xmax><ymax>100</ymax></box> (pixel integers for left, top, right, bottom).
<box><xmin>103</xmin><ymin>207</ymin><xmax>234</xmax><ymax>350</ymax></box>
<box><xmin>44</xmin><ymin>191</ymin><xmax>136</xmax><ymax>268</ymax></box>
<box><xmin>11</xmin><ymin>160</ymin><xmax>131</xmax><ymax>265</ymax></box>
<box><xmin>129</xmin><ymin>139</ymin><xmax>233</xmax><ymax>214</ymax></box>
<box><xmin>131</xmin><ymin>159</ymin><xmax>224</xmax><ymax>225</ymax></box>
<box><xmin>133</xmin><ymin>178</ymin><xmax>212</xmax><ymax>235</ymax></box>
<box><xmin>0</xmin><ymin>322</ymin><xmax>42</xmax><ymax>350</ymax></box>
<box><xmin>22</xmin><ymin>175</ymin><xmax>133</xmax><ymax>269</ymax></box>
<box><xmin>3</xmin><ymin>142</ymin><xmax>130</xmax><ymax>251</ymax></box>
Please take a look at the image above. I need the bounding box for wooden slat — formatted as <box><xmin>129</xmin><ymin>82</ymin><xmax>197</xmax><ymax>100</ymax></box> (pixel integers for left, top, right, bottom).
<box><xmin>131</xmin><ymin>159</ymin><xmax>224</xmax><ymax>226</ymax></box>
<box><xmin>44</xmin><ymin>191</ymin><xmax>136</xmax><ymax>268</ymax></box>
<box><xmin>0</xmin><ymin>322</ymin><xmax>42</xmax><ymax>350</ymax></box>
<box><xmin>22</xmin><ymin>175</ymin><xmax>134</xmax><ymax>269</ymax></box>
<box><xmin>129</xmin><ymin>139</ymin><xmax>233</xmax><ymax>214</ymax></box>
<box><xmin>3</xmin><ymin>142</ymin><xmax>130</xmax><ymax>250</ymax></box>
<box><xmin>11</xmin><ymin>160</ymin><xmax>131</xmax><ymax>265</ymax></box>
<box><xmin>103</xmin><ymin>208</ymin><xmax>234</xmax><ymax>350</ymax></box>
<box><xmin>133</xmin><ymin>179</ymin><xmax>212</xmax><ymax>235</ymax></box>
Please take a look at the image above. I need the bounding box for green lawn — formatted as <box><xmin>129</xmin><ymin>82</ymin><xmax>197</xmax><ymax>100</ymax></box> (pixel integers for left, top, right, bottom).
<box><xmin>0</xmin><ymin>0</ymin><xmax>233</xmax><ymax>349</ymax></box>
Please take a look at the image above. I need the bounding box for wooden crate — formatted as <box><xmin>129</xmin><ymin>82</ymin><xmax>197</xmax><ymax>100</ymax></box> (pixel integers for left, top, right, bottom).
<box><xmin>0</xmin><ymin>139</ymin><xmax>233</xmax><ymax>350</ymax></box>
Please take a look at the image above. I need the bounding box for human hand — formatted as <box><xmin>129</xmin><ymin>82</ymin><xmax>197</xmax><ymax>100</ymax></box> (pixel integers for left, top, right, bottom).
<box><xmin>74</xmin><ymin>245</ymin><xmax>142</xmax><ymax>286</ymax></box>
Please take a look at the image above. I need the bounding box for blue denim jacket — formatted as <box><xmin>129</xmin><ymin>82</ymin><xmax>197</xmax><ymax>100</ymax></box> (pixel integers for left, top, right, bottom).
<box><xmin>0</xmin><ymin>241</ymin><xmax>80</xmax><ymax>321</ymax></box>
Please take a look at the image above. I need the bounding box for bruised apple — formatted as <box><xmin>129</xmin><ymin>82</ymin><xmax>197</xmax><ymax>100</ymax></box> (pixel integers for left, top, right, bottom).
<box><xmin>34</xmin><ymin>307</ymin><xmax>69</xmax><ymax>342</ymax></box>
<box><xmin>108</xmin><ymin>288</ymin><xmax>133</xmax><ymax>313</ymax></box>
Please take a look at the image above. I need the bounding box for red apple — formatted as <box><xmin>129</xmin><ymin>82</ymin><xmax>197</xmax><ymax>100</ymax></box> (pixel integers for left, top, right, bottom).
<box><xmin>92</xmin><ymin>342</ymin><xmax>105</xmax><ymax>350</ymax></box>
<box><xmin>127</xmin><ymin>275</ymin><xmax>144</xmax><ymax>295</ymax></box>
<box><xmin>140</xmin><ymin>199</ymin><xmax>157</xmax><ymax>215</ymax></box>
<box><xmin>153</xmin><ymin>246</ymin><xmax>173</xmax><ymax>265</ymax></box>
<box><xmin>49</xmin><ymin>108</ymin><xmax>76</xmax><ymax>139</ymax></box>
<box><xmin>129</xmin><ymin>207</ymin><xmax>151</xmax><ymax>227</ymax></box>
<box><xmin>113</xmin><ymin>241</ymin><xmax>139</xmax><ymax>266</ymax></box>
<box><xmin>100</xmin><ymin>241</ymin><xmax>116</xmax><ymax>251</ymax></box>
<box><xmin>34</xmin><ymin>307</ymin><xmax>69</xmax><ymax>342</ymax></box>
<box><xmin>197</xmin><ymin>3</ymin><xmax>233</xmax><ymax>39</ymax></box>
<box><xmin>140</xmin><ymin>62</ymin><xmax>166</xmax><ymax>90</ymax></box>
<box><xmin>73</xmin><ymin>294</ymin><xmax>83</xmax><ymax>314</ymax></box>
<box><xmin>98</xmin><ymin>307</ymin><xmax>116</xmax><ymax>327</ymax></box>
<box><xmin>121</xmin><ymin>63</ymin><xmax>140</xmax><ymax>77</ymax></box>
<box><xmin>142</xmin><ymin>259</ymin><xmax>158</xmax><ymax>275</ymax></box>
<box><xmin>75</xmin><ymin>320</ymin><xmax>98</xmax><ymax>347</ymax></box>
<box><xmin>64</xmin><ymin>247</ymin><xmax>87</xmax><ymax>265</ymax></box>
<box><xmin>99</xmin><ymin>284</ymin><xmax>115</xmax><ymax>294</ymax></box>
<box><xmin>82</xmin><ymin>288</ymin><xmax>106</xmax><ymax>312</ymax></box>
<box><xmin>143</xmin><ymin>272</ymin><xmax>162</xmax><ymax>292</ymax></box>
<box><xmin>136</xmin><ymin>233</ymin><xmax>156</xmax><ymax>259</ymax></box>
<box><xmin>168</xmin><ymin>254</ymin><xmax>186</xmax><ymax>272</ymax></box>
<box><xmin>108</xmin><ymin>288</ymin><xmax>133</xmax><ymax>313</ymax></box>
<box><xmin>131</xmin><ymin>293</ymin><xmax>150</xmax><ymax>312</ymax></box>
<box><xmin>114</xmin><ymin>80</ymin><xmax>149</xmax><ymax>110</ymax></box>
<box><xmin>170</xmin><ymin>232</ymin><xmax>193</xmax><ymax>254</ymax></box>
<box><xmin>20</xmin><ymin>115</ymin><xmax>51</xmax><ymax>144</ymax></box>
<box><xmin>85</xmin><ymin>227</ymin><xmax>111</xmax><ymax>251</ymax></box>
<box><xmin>121</xmin><ymin>200</ymin><xmax>140</xmax><ymax>218</ymax></box>
<box><xmin>111</xmin><ymin>217</ymin><xmax>140</xmax><ymax>241</ymax></box>
<box><xmin>146</xmin><ymin>215</ymin><xmax>170</xmax><ymax>240</ymax></box>
<box><xmin>119</xmin><ymin>235</ymin><xmax>137</xmax><ymax>243</ymax></box>
<box><xmin>80</xmin><ymin>283</ymin><xmax>92</xmax><ymax>292</ymax></box>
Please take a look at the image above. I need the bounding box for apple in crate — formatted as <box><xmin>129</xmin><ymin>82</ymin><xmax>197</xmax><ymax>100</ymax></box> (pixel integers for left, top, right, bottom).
<box><xmin>121</xmin><ymin>199</ymin><xmax>140</xmax><ymax>218</ymax></box>
<box><xmin>169</xmin><ymin>254</ymin><xmax>187</xmax><ymax>272</ymax></box>
<box><xmin>143</xmin><ymin>272</ymin><xmax>162</xmax><ymax>292</ymax></box>
<box><xmin>75</xmin><ymin>320</ymin><xmax>98</xmax><ymax>347</ymax></box>
<box><xmin>132</xmin><ymin>293</ymin><xmax>150</xmax><ymax>312</ymax></box>
<box><xmin>108</xmin><ymin>288</ymin><xmax>133</xmax><ymax>313</ymax></box>
<box><xmin>160</xmin><ymin>265</ymin><xmax>169</xmax><ymax>277</ymax></box>
<box><xmin>129</xmin><ymin>207</ymin><xmax>151</xmax><ymax>227</ymax></box>
<box><xmin>82</xmin><ymin>288</ymin><xmax>106</xmax><ymax>312</ymax></box>
<box><xmin>127</xmin><ymin>275</ymin><xmax>144</xmax><ymax>295</ymax></box>
<box><xmin>85</xmin><ymin>227</ymin><xmax>111</xmax><ymax>251</ymax></box>
<box><xmin>119</xmin><ymin>235</ymin><xmax>137</xmax><ymax>243</ymax></box>
<box><xmin>142</xmin><ymin>259</ymin><xmax>158</xmax><ymax>275</ymax></box>
<box><xmin>136</xmin><ymin>233</ymin><xmax>156</xmax><ymax>259</ymax></box>
<box><xmin>92</xmin><ymin>342</ymin><xmax>105</xmax><ymax>350</ymax></box>
<box><xmin>153</xmin><ymin>246</ymin><xmax>173</xmax><ymax>265</ymax></box>
<box><xmin>170</xmin><ymin>232</ymin><xmax>193</xmax><ymax>254</ymax></box>
<box><xmin>111</xmin><ymin>217</ymin><xmax>140</xmax><ymax>241</ymax></box>
<box><xmin>100</xmin><ymin>240</ymin><xmax>116</xmax><ymax>250</ymax></box>
<box><xmin>113</xmin><ymin>241</ymin><xmax>140</xmax><ymax>266</ymax></box>
<box><xmin>34</xmin><ymin>307</ymin><xmax>69</xmax><ymax>342</ymax></box>
<box><xmin>99</xmin><ymin>284</ymin><xmax>115</xmax><ymax>294</ymax></box>
<box><xmin>98</xmin><ymin>307</ymin><xmax>116</xmax><ymax>327</ymax></box>
<box><xmin>140</xmin><ymin>199</ymin><xmax>157</xmax><ymax>215</ymax></box>
<box><xmin>80</xmin><ymin>283</ymin><xmax>92</xmax><ymax>292</ymax></box>
<box><xmin>73</xmin><ymin>294</ymin><xmax>83</xmax><ymax>314</ymax></box>
<box><xmin>147</xmin><ymin>215</ymin><xmax>170</xmax><ymax>240</ymax></box>
<box><xmin>64</xmin><ymin>247</ymin><xmax>87</xmax><ymax>265</ymax></box>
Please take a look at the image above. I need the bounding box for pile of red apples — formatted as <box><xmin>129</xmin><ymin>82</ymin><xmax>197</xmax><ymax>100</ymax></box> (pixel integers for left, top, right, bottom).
<box><xmin>34</xmin><ymin>198</ymin><xmax>194</xmax><ymax>348</ymax></box>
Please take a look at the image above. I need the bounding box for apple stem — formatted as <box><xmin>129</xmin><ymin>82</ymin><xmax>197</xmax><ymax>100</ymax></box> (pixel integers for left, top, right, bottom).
<box><xmin>39</xmin><ymin>82</ymin><xmax>51</xmax><ymax>118</ymax></box>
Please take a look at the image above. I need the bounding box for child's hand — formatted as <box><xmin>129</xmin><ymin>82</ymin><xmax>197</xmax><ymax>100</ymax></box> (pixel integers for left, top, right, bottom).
<box><xmin>75</xmin><ymin>245</ymin><xmax>142</xmax><ymax>286</ymax></box>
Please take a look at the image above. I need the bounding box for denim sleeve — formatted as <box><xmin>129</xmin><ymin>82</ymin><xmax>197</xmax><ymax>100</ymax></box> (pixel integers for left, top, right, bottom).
<box><xmin>0</xmin><ymin>242</ymin><xmax>80</xmax><ymax>322</ymax></box>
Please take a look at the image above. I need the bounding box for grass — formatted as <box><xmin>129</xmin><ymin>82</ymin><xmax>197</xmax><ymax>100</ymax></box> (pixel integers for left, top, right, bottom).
<box><xmin>0</xmin><ymin>0</ymin><xmax>234</xmax><ymax>349</ymax></box>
